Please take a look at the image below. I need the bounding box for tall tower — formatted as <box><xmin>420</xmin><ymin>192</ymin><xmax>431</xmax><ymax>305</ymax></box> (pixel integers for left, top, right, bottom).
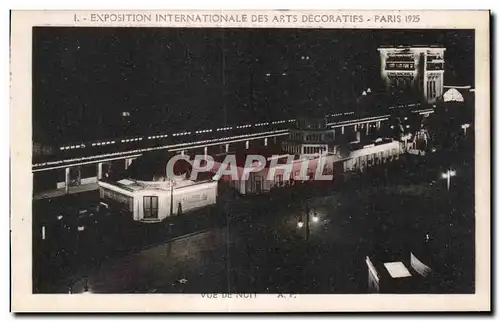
<box><xmin>378</xmin><ymin>46</ymin><xmax>446</xmax><ymax>104</ymax></box>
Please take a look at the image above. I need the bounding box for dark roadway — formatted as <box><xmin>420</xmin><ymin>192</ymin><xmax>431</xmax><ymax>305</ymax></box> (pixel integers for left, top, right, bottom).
<box><xmin>32</xmin><ymin>151</ymin><xmax>475</xmax><ymax>294</ymax></box>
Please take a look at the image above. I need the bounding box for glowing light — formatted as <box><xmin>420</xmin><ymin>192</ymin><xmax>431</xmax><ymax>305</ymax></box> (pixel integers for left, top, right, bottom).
<box><xmin>384</xmin><ymin>262</ymin><xmax>412</xmax><ymax>278</ymax></box>
<box><xmin>442</xmin><ymin>170</ymin><xmax>456</xmax><ymax>179</ymax></box>
<box><xmin>366</xmin><ymin>257</ymin><xmax>379</xmax><ymax>283</ymax></box>
<box><xmin>443</xmin><ymin>88</ymin><xmax>464</xmax><ymax>102</ymax></box>
<box><xmin>297</xmin><ymin>221</ymin><xmax>304</xmax><ymax>228</ymax></box>
<box><xmin>312</xmin><ymin>215</ymin><xmax>319</xmax><ymax>223</ymax></box>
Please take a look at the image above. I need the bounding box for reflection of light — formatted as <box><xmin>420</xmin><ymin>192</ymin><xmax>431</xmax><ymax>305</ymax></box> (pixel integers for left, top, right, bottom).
<box><xmin>390</xmin><ymin>125</ymin><xmax>394</xmax><ymax>129</ymax></box>
<box><xmin>406</xmin><ymin>125</ymin><xmax>410</xmax><ymax>128</ymax></box>
<box><xmin>366</xmin><ymin>257</ymin><xmax>379</xmax><ymax>283</ymax></box>
<box><xmin>404</xmin><ymin>117</ymin><xmax>408</xmax><ymax>120</ymax></box>
<box><xmin>77</xmin><ymin>225</ymin><xmax>86</xmax><ymax>232</ymax></box>
<box><xmin>57</xmin><ymin>215</ymin><xmax>63</xmax><ymax>220</ymax></box>
<box><xmin>297</xmin><ymin>221</ymin><xmax>304</xmax><ymax>228</ymax></box>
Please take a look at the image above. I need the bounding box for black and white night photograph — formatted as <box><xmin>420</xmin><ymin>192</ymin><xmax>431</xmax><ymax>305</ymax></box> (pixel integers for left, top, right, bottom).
<box><xmin>9</xmin><ymin>10</ymin><xmax>490</xmax><ymax>312</ymax></box>
<box><xmin>30</xmin><ymin>26</ymin><xmax>477</xmax><ymax>296</ymax></box>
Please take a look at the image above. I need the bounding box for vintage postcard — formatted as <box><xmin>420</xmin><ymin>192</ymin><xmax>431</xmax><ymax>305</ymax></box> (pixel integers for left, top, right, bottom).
<box><xmin>10</xmin><ymin>10</ymin><xmax>490</xmax><ymax>312</ymax></box>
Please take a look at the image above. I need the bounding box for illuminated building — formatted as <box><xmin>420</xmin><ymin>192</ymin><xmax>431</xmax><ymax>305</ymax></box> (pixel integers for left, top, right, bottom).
<box><xmin>212</xmin><ymin>148</ymin><xmax>336</xmax><ymax>195</ymax></box>
<box><xmin>98</xmin><ymin>176</ymin><xmax>217</xmax><ymax>223</ymax></box>
<box><xmin>366</xmin><ymin>251</ymin><xmax>432</xmax><ymax>293</ymax></box>
<box><xmin>341</xmin><ymin>139</ymin><xmax>402</xmax><ymax>172</ymax></box>
<box><xmin>378</xmin><ymin>46</ymin><xmax>446</xmax><ymax>103</ymax></box>
<box><xmin>282</xmin><ymin>116</ymin><xmax>337</xmax><ymax>156</ymax></box>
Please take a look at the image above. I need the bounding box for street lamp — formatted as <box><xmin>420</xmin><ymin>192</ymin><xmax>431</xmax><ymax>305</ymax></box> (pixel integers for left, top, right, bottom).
<box><xmin>461</xmin><ymin>123</ymin><xmax>470</xmax><ymax>136</ymax></box>
<box><xmin>441</xmin><ymin>169</ymin><xmax>456</xmax><ymax>191</ymax></box>
<box><xmin>297</xmin><ymin>209</ymin><xmax>319</xmax><ymax>240</ymax></box>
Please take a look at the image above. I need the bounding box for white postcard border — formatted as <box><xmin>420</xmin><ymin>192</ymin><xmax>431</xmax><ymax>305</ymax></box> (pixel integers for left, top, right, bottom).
<box><xmin>10</xmin><ymin>10</ymin><xmax>491</xmax><ymax>312</ymax></box>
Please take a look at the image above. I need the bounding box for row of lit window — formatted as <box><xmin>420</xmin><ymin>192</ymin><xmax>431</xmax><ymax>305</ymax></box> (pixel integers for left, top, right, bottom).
<box><xmin>39</xmin><ymin>129</ymin><xmax>291</xmax><ymax>169</ymax></box>
<box><xmin>166</xmin><ymin>129</ymin><xmax>287</xmax><ymax>150</ymax></box>
<box><xmin>327</xmin><ymin>111</ymin><xmax>355</xmax><ymax>117</ymax></box>
<box><xmin>387</xmin><ymin>63</ymin><xmax>415</xmax><ymax>69</ymax></box>
<box><xmin>60</xmin><ymin>119</ymin><xmax>296</xmax><ymax>151</ymax></box>
<box><xmin>121</xmin><ymin>138</ymin><xmax>143</xmax><ymax>143</ymax></box>
<box><xmin>195</xmin><ymin>129</ymin><xmax>213</xmax><ymax>134</ymax></box>
<box><xmin>172</xmin><ymin>132</ymin><xmax>191</xmax><ymax>137</ymax></box>
<box><xmin>60</xmin><ymin>111</ymin><xmax>400</xmax><ymax>152</ymax></box>
<box><xmin>91</xmin><ymin>141</ymin><xmax>115</xmax><ymax>147</ymax></box>
<box><xmin>148</xmin><ymin>134</ymin><xmax>168</xmax><ymax>139</ymax></box>
<box><xmin>60</xmin><ymin>144</ymin><xmax>87</xmax><ymax>150</ymax></box>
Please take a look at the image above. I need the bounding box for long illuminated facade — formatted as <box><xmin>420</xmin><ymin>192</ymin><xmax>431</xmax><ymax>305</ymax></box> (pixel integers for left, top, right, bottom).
<box><xmin>98</xmin><ymin>177</ymin><xmax>218</xmax><ymax>223</ymax></box>
<box><xmin>378</xmin><ymin>46</ymin><xmax>446</xmax><ymax>103</ymax></box>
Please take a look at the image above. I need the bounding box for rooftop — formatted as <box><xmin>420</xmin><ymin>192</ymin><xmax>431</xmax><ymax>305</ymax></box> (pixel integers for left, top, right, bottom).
<box><xmin>110</xmin><ymin>176</ymin><xmax>214</xmax><ymax>192</ymax></box>
<box><xmin>384</xmin><ymin>262</ymin><xmax>413</xmax><ymax>279</ymax></box>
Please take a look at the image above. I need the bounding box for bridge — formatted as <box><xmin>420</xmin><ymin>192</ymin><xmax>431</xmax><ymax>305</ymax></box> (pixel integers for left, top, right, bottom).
<box><xmin>32</xmin><ymin>104</ymin><xmax>434</xmax><ymax>196</ymax></box>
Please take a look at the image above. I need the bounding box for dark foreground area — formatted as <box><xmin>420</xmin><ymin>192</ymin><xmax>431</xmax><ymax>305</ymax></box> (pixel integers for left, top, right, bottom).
<box><xmin>32</xmin><ymin>152</ymin><xmax>475</xmax><ymax>294</ymax></box>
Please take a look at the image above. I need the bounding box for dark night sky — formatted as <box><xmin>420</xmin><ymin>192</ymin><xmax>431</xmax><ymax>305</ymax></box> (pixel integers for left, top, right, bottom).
<box><xmin>32</xmin><ymin>28</ymin><xmax>474</xmax><ymax>144</ymax></box>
